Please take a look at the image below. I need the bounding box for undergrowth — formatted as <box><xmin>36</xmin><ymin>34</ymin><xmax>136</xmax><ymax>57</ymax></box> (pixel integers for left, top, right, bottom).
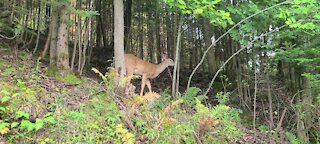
<box><xmin>0</xmin><ymin>49</ymin><xmax>302</xmax><ymax>143</ymax></box>
<box><xmin>92</xmin><ymin>67</ymin><xmax>243</xmax><ymax>143</ymax></box>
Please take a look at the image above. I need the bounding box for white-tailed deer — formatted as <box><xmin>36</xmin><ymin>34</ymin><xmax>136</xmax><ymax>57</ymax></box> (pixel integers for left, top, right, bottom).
<box><xmin>124</xmin><ymin>53</ymin><xmax>175</xmax><ymax>96</ymax></box>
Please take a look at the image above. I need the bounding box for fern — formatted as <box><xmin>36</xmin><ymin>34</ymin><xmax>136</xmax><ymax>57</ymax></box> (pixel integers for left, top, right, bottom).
<box><xmin>115</xmin><ymin>123</ymin><xmax>135</xmax><ymax>144</ymax></box>
<box><xmin>182</xmin><ymin>87</ymin><xmax>206</xmax><ymax>107</ymax></box>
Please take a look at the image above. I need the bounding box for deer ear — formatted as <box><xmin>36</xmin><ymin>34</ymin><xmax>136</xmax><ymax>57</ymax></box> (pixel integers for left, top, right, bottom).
<box><xmin>161</xmin><ymin>52</ymin><xmax>169</xmax><ymax>61</ymax></box>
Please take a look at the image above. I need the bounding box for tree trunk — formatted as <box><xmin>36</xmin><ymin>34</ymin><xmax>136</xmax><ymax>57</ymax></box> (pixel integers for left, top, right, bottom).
<box><xmin>155</xmin><ymin>1</ymin><xmax>161</xmax><ymax>63</ymax></box>
<box><xmin>114</xmin><ymin>0</ymin><xmax>125</xmax><ymax>77</ymax></box>
<box><xmin>138</xmin><ymin>11</ymin><xmax>144</xmax><ymax>58</ymax></box>
<box><xmin>49</xmin><ymin>7</ymin><xmax>58</xmax><ymax>66</ymax></box>
<box><xmin>80</xmin><ymin>5</ymin><xmax>92</xmax><ymax>75</ymax></box>
<box><xmin>95</xmin><ymin>0</ymin><xmax>101</xmax><ymax>49</ymax></box>
<box><xmin>147</xmin><ymin>11</ymin><xmax>154</xmax><ymax>62</ymax></box>
<box><xmin>124</xmin><ymin>0</ymin><xmax>132</xmax><ymax>50</ymax></box>
<box><xmin>33</xmin><ymin>0</ymin><xmax>41</xmax><ymax>55</ymax></box>
<box><xmin>71</xmin><ymin>9</ymin><xmax>78</xmax><ymax>71</ymax></box>
<box><xmin>45</xmin><ymin>0</ymin><xmax>51</xmax><ymax>28</ymax></box>
<box><xmin>166</xmin><ymin>12</ymin><xmax>172</xmax><ymax>57</ymax></box>
<box><xmin>172</xmin><ymin>18</ymin><xmax>182</xmax><ymax>97</ymax></box>
<box><xmin>202</xmin><ymin>19</ymin><xmax>218</xmax><ymax>76</ymax></box>
<box><xmin>56</xmin><ymin>5</ymin><xmax>70</xmax><ymax>76</ymax></box>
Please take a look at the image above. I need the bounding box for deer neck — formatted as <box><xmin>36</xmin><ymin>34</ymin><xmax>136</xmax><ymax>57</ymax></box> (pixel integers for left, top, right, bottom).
<box><xmin>151</xmin><ymin>62</ymin><xmax>169</xmax><ymax>78</ymax></box>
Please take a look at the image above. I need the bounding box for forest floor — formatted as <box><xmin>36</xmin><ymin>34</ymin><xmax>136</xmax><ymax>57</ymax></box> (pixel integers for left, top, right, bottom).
<box><xmin>0</xmin><ymin>43</ymin><xmax>298</xmax><ymax>143</ymax></box>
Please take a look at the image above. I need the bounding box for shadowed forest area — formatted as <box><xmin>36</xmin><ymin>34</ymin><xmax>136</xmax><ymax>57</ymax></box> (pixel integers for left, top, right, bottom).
<box><xmin>0</xmin><ymin>0</ymin><xmax>320</xmax><ymax>143</ymax></box>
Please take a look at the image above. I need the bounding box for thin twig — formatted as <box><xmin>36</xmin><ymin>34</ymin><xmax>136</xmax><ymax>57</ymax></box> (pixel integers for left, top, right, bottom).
<box><xmin>193</xmin><ymin>132</ymin><xmax>203</xmax><ymax>144</ymax></box>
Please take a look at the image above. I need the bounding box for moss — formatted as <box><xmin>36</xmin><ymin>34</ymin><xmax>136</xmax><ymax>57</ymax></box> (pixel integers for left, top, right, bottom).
<box><xmin>0</xmin><ymin>42</ymin><xmax>10</xmax><ymax>50</ymax></box>
<box><xmin>0</xmin><ymin>59</ymin><xmax>13</xmax><ymax>75</ymax></box>
<box><xmin>46</xmin><ymin>66</ymin><xmax>58</xmax><ymax>77</ymax></box>
<box><xmin>58</xmin><ymin>52</ymin><xmax>69</xmax><ymax>60</ymax></box>
<box><xmin>0</xmin><ymin>81</ymin><xmax>45</xmax><ymax>113</ymax></box>
<box><xmin>57</xmin><ymin>73</ymin><xmax>83</xmax><ymax>84</ymax></box>
<box><xmin>18</xmin><ymin>51</ymin><xmax>30</xmax><ymax>61</ymax></box>
<box><xmin>0</xmin><ymin>82</ymin><xmax>16</xmax><ymax>95</ymax></box>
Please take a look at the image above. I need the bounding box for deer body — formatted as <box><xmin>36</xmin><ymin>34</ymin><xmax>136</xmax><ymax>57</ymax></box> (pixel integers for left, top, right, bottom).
<box><xmin>124</xmin><ymin>53</ymin><xmax>175</xmax><ymax>96</ymax></box>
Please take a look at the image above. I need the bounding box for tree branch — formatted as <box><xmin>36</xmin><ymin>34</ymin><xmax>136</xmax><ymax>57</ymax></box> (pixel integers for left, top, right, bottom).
<box><xmin>204</xmin><ymin>24</ymin><xmax>288</xmax><ymax>96</ymax></box>
<box><xmin>187</xmin><ymin>0</ymin><xmax>292</xmax><ymax>89</ymax></box>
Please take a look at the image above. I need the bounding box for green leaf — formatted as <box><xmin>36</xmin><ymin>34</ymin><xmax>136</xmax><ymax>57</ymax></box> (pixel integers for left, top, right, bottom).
<box><xmin>194</xmin><ymin>8</ymin><xmax>204</xmax><ymax>14</ymax></box>
<box><xmin>177</xmin><ymin>0</ymin><xmax>186</xmax><ymax>6</ymax></box>
<box><xmin>300</xmin><ymin>22</ymin><xmax>316</xmax><ymax>29</ymax></box>
<box><xmin>1</xmin><ymin>96</ymin><xmax>10</xmax><ymax>103</ymax></box>
<box><xmin>44</xmin><ymin>112</ymin><xmax>53</xmax><ymax>117</ymax></box>
<box><xmin>11</xmin><ymin>122</ymin><xmax>19</xmax><ymax>128</ymax></box>
<box><xmin>44</xmin><ymin>116</ymin><xmax>55</xmax><ymax>124</ymax></box>
<box><xmin>20</xmin><ymin>120</ymin><xmax>35</xmax><ymax>132</ymax></box>
<box><xmin>35</xmin><ymin>119</ymin><xmax>44</xmax><ymax>131</ymax></box>
<box><xmin>86</xmin><ymin>122</ymin><xmax>100</xmax><ymax>129</ymax></box>
<box><xmin>184</xmin><ymin>87</ymin><xmax>201</xmax><ymax>97</ymax></box>
<box><xmin>0</xmin><ymin>90</ymin><xmax>10</xmax><ymax>95</ymax></box>
<box><xmin>0</xmin><ymin>120</ymin><xmax>10</xmax><ymax>129</ymax></box>
<box><xmin>0</xmin><ymin>107</ymin><xmax>6</xmax><ymax>112</ymax></box>
<box><xmin>12</xmin><ymin>93</ymin><xmax>19</xmax><ymax>97</ymax></box>
<box><xmin>286</xmin><ymin>17</ymin><xmax>296</xmax><ymax>25</ymax></box>
<box><xmin>15</xmin><ymin>111</ymin><xmax>30</xmax><ymax>119</ymax></box>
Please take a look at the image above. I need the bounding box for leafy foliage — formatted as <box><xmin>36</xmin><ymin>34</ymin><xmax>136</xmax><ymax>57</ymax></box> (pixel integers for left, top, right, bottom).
<box><xmin>163</xmin><ymin>0</ymin><xmax>233</xmax><ymax>27</ymax></box>
<box><xmin>1</xmin><ymin>0</ymin><xmax>320</xmax><ymax>143</ymax></box>
<box><xmin>0</xmin><ymin>90</ymin><xmax>55</xmax><ymax>140</ymax></box>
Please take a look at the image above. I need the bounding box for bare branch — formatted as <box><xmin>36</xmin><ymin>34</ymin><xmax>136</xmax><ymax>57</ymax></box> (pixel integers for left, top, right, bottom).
<box><xmin>0</xmin><ymin>32</ymin><xmax>18</xmax><ymax>40</ymax></box>
<box><xmin>187</xmin><ymin>0</ymin><xmax>292</xmax><ymax>89</ymax></box>
<box><xmin>204</xmin><ymin>24</ymin><xmax>288</xmax><ymax>96</ymax></box>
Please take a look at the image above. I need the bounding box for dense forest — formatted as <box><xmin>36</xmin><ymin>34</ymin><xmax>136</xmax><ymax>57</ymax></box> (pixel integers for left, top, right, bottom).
<box><xmin>0</xmin><ymin>0</ymin><xmax>319</xmax><ymax>143</ymax></box>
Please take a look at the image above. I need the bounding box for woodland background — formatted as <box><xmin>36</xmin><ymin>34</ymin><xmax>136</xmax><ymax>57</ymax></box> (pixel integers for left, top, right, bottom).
<box><xmin>0</xmin><ymin>0</ymin><xmax>319</xmax><ymax>143</ymax></box>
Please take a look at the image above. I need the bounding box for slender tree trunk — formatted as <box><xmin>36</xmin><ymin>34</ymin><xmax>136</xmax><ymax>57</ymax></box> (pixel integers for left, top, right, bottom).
<box><xmin>71</xmin><ymin>6</ymin><xmax>78</xmax><ymax>71</ymax></box>
<box><xmin>95</xmin><ymin>0</ymin><xmax>101</xmax><ymax>49</ymax></box>
<box><xmin>138</xmin><ymin>11</ymin><xmax>144</xmax><ymax>57</ymax></box>
<box><xmin>100</xmin><ymin>0</ymin><xmax>108</xmax><ymax>50</ymax></box>
<box><xmin>171</xmin><ymin>13</ymin><xmax>177</xmax><ymax>58</ymax></box>
<box><xmin>166</xmin><ymin>12</ymin><xmax>171</xmax><ymax>56</ymax></box>
<box><xmin>172</xmin><ymin>18</ymin><xmax>183</xmax><ymax>97</ymax></box>
<box><xmin>155</xmin><ymin>1</ymin><xmax>161</xmax><ymax>63</ymax></box>
<box><xmin>49</xmin><ymin>8</ymin><xmax>58</xmax><ymax>66</ymax></box>
<box><xmin>147</xmin><ymin>11</ymin><xmax>154</xmax><ymax>62</ymax></box>
<box><xmin>33</xmin><ymin>0</ymin><xmax>41</xmax><ymax>54</ymax></box>
<box><xmin>124</xmin><ymin>0</ymin><xmax>132</xmax><ymax>50</ymax></box>
<box><xmin>80</xmin><ymin>5</ymin><xmax>92</xmax><ymax>75</ymax></box>
<box><xmin>203</xmin><ymin>19</ymin><xmax>218</xmax><ymax>76</ymax></box>
<box><xmin>77</xmin><ymin>10</ymin><xmax>82</xmax><ymax>73</ymax></box>
<box><xmin>180</xmin><ymin>32</ymin><xmax>185</xmax><ymax>72</ymax></box>
<box><xmin>41</xmin><ymin>24</ymin><xmax>52</xmax><ymax>58</ymax></box>
<box><xmin>45</xmin><ymin>0</ymin><xmax>50</xmax><ymax>28</ymax></box>
<box><xmin>88</xmin><ymin>0</ymin><xmax>95</xmax><ymax>65</ymax></box>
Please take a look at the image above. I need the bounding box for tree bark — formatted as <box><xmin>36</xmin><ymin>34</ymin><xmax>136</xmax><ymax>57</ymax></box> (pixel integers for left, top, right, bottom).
<box><xmin>56</xmin><ymin>5</ymin><xmax>70</xmax><ymax>76</ymax></box>
<box><xmin>124</xmin><ymin>0</ymin><xmax>132</xmax><ymax>50</ymax></box>
<box><xmin>95</xmin><ymin>0</ymin><xmax>101</xmax><ymax>49</ymax></box>
<box><xmin>49</xmin><ymin>7</ymin><xmax>58</xmax><ymax>66</ymax></box>
<box><xmin>114</xmin><ymin>0</ymin><xmax>125</xmax><ymax>77</ymax></box>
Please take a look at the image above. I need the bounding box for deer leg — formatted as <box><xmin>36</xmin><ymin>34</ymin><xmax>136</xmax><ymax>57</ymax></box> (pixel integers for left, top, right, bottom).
<box><xmin>146</xmin><ymin>79</ymin><xmax>152</xmax><ymax>93</ymax></box>
<box><xmin>140</xmin><ymin>75</ymin><xmax>147</xmax><ymax>96</ymax></box>
<box><xmin>126</xmin><ymin>68</ymin><xmax>133</xmax><ymax>83</ymax></box>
